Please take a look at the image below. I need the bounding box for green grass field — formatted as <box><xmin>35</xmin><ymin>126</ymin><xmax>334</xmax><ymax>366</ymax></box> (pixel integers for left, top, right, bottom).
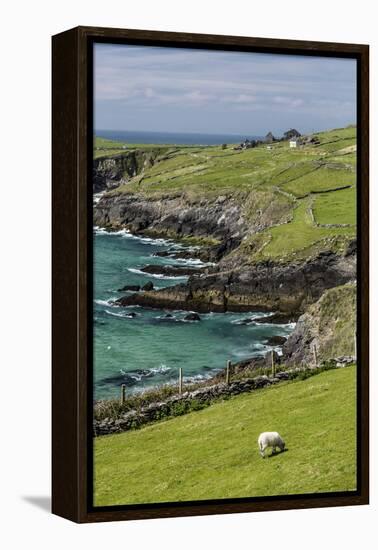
<box><xmin>94</xmin><ymin>366</ymin><xmax>356</xmax><ymax>506</ymax></box>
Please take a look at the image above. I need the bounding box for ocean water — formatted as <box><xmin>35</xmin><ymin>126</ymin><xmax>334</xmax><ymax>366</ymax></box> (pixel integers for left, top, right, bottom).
<box><xmin>93</xmin><ymin>228</ymin><xmax>295</xmax><ymax>399</ymax></box>
<box><xmin>96</xmin><ymin>129</ymin><xmax>263</xmax><ymax>146</ymax></box>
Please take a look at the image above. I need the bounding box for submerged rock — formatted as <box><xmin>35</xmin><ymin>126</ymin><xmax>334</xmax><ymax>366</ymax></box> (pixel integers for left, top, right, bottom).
<box><xmin>236</xmin><ymin>317</ymin><xmax>255</xmax><ymax>325</ymax></box>
<box><xmin>265</xmin><ymin>335</ymin><xmax>287</xmax><ymax>346</ymax></box>
<box><xmin>183</xmin><ymin>313</ymin><xmax>201</xmax><ymax>322</ymax></box>
<box><xmin>254</xmin><ymin>313</ymin><xmax>298</xmax><ymax>325</ymax></box>
<box><xmin>141</xmin><ymin>281</ymin><xmax>154</xmax><ymax>291</ymax></box>
<box><xmin>118</xmin><ymin>284</ymin><xmax>140</xmax><ymax>292</ymax></box>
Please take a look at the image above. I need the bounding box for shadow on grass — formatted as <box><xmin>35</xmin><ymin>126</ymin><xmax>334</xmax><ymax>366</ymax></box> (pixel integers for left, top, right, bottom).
<box><xmin>265</xmin><ymin>448</ymin><xmax>289</xmax><ymax>459</ymax></box>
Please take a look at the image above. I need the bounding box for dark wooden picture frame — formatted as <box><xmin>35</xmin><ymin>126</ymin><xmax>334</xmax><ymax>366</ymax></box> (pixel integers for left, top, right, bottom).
<box><xmin>52</xmin><ymin>26</ymin><xmax>369</xmax><ymax>523</ymax></box>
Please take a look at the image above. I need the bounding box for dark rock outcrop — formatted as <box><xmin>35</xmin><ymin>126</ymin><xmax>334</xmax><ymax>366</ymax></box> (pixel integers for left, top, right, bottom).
<box><xmin>93</xmin><ymin>193</ymin><xmax>247</xmax><ymax>244</ymax></box>
<box><xmin>183</xmin><ymin>313</ymin><xmax>201</xmax><ymax>322</ymax></box>
<box><xmin>254</xmin><ymin>313</ymin><xmax>297</xmax><ymax>324</ymax></box>
<box><xmin>140</xmin><ymin>264</ymin><xmax>204</xmax><ymax>277</ymax></box>
<box><xmin>265</xmin><ymin>335</ymin><xmax>287</xmax><ymax>346</ymax></box>
<box><xmin>141</xmin><ymin>281</ymin><xmax>154</xmax><ymax>291</ymax></box>
<box><xmin>115</xmin><ymin>250</ymin><xmax>356</xmax><ymax>314</ymax></box>
<box><xmin>118</xmin><ymin>284</ymin><xmax>140</xmax><ymax>292</ymax></box>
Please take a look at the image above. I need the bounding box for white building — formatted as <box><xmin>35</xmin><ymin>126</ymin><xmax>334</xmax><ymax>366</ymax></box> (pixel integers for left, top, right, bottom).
<box><xmin>289</xmin><ymin>139</ymin><xmax>298</xmax><ymax>148</ymax></box>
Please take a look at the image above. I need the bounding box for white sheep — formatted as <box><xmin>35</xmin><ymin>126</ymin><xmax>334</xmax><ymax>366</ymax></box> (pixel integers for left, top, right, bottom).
<box><xmin>258</xmin><ymin>432</ymin><xmax>286</xmax><ymax>458</ymax></box>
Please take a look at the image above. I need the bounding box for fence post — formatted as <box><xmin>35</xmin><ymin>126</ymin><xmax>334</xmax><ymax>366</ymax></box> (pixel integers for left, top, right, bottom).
<box><xmin>179</xmin><ymin>367</ymin><xmax>183</xmax><ymax>394</ymax></box>
<box><xmin>226</xmin><ymin>360</ymin><xmax>231</xmax><ymax>385</ymax></box>
<box><xmin>121</xmin><ymin>384</ymin><xmax>126</xmax><ymax>405</ymax></box>
<box><xmin>354</xmin><ymin>331</ymin><xmax>357</xmax><ymax>361</ymax></box>
<box><xmin>271</xmin><ymin>350</ymin><xmax>276</xmax><ymax>378</ymax></box>
<box><xmin>313</xmin><ymin>344</ymin><xmax>318</xmax><ymax>368</ymax></box>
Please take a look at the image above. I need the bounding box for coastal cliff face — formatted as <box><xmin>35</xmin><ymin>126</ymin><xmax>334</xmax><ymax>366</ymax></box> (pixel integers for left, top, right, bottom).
<box><xmin>93</xmin><ymin>148</ymin><xmax>168</xmax><ymax>193</ymax></box>
<box><xmin>94</xmin><ymin>192</ymin><xmax>247</xmax><ymax>243</ymax></box>
<box><xmin>115</xmin><ymin>249</ymin><xmax>355</xmax><ymax>315</ymax></box>
<box><xmin>282</xmin><ymin>282</ymin><xmax>357</xmax><ymax>364</ymax></box>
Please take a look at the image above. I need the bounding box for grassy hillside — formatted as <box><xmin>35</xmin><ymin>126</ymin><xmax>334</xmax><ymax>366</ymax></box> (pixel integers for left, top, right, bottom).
<box><xmin>94</xmin><ymin>136</ymin><xmax>185</xmax><ymax>159</ymax></box>
<box><xmin>94</xmin><ymin>365</ymin><xmax>356</xmax><ymax>506</ymax></box>
<box><xmin>309</xmin><ymin>283</ymin><xmax>357</xmax><ymax>359</ymax></box>
<box><xmin>96</xmin><ymin>127</ymin><xmax>356</xmax><ymax>263</ymax></box>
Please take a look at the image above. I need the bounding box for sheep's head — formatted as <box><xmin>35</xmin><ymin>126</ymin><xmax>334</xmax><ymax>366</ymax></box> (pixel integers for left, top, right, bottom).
<box><xmin>280</xmin><ymin>440</ymin><xmax>286</xmax><ymax>451</ymax></box>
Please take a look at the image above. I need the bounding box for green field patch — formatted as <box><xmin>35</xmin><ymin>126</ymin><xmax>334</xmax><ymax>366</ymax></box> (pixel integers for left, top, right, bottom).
<box><xmin>314</xmin><ymin>126</ymin><xmax>356</xmax><ymax>143</ymax></box>
<box><xmin>260</xmin><ymin>199</ymin><xmax>354</xmax><ymax>260</ymax></box>
<box><xmin>281</xmin><ymin>165</ymin><xmax>355</xmax><ymax>197</ymax></box>
<box><xmin>313</xmin><ymin>187</ymin><xmax>357</xmax><ymax>226</ymax></box>
<box><xmin>94</xmin><ymin>366</ymin><xmax>356</xmax><ymax>506</ymax></box>
<box><xmin>315</xmin><ymin>138</ymin><xmax>357</xmax><ymax>153</ymax></box>
<box><xmin>326</xmin><ymin>152</ymin><xmax>356</xmax><ymax>168</ymax></box>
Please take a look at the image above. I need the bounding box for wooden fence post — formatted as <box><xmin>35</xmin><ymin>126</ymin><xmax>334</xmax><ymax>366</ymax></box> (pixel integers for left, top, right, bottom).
<box><xmin>313</xmin><ymin>344</ymin><xmax>318</xmax><ymax>368</ymax></box>
<box><xmin>354</xmin><ymin>331</ymin><xmax>357</xmax><ymax>361</ymax></box>
<box><xmin>271</xmin><ymin>350</ymin><xmax>276</xmax><ymax>378</ymax></box>
<box><xmin>179</xmin><ymin>367</ymin><xmax>183</xmax><ymax>394</ymax></box>
<box><xmin>226</xmin><ymin>360</ymin><xmax>231</xmax><ymax>385</ymax></box>
<box><xmin>121</xmin><ymin>384</ymin><xmax>126</xmax><ymax>405</ymax></box>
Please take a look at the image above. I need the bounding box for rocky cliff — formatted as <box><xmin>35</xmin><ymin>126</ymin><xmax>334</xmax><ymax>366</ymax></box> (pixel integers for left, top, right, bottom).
<box><xmin>115</xmin><ymin>249</ymin><xmax>356</xmax><ymax>315</ymax></box>
<box><xmin>93</xmin><ymin>147</ymin><xmax>168</xmax><ymax>193</ymax></box>
<box><xmin>282</xmin><ymin>282</ymin><xmax>357</xmax><ymax>364</ymax></box>
<box><xmin>93</xmin><ymin>192</ymin><xmax>248</xmax><ymax>243</ymax></box>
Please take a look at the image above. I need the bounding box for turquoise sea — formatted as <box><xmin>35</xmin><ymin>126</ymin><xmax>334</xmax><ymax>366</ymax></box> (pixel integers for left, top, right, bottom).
<box><xmin>93</xmin><ymin>228</ymin><xmax>295</xmax><ymax>399</ymax></box>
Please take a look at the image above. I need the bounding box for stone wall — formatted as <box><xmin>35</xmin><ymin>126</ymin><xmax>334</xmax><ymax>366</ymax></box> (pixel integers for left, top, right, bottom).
<box><xmin>93</xmin><ymin>372</ymin><xmax>290</xmax><ymax>436</ymax></box>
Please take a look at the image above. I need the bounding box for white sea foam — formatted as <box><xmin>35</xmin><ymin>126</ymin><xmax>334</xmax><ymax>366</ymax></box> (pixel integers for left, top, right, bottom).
<box><xmin>163</xmin><ymin>256</ymin><xmax>214</xmax><ymax>268</ymax></box>
<box><xmin>253</xmin><ymin>343</ymin><xmax>267</xmax><ymax>350</ymax></box>
<box><xmin>149</xmin><ymin>364</ymin><xmax>171</xmax><ymax>375</ymax></box>
<box><xmin>93</xmin><ymin>193</ymin><xmax>105</xmax><ymax>205</ymax></box>
<box><xmin>231</xmin><ymin>313</ymin><xmax>267</xmax><ymax>325</ymax></box>
<box><xmin>94</xmin><ymin>298</ymin><xmax>117</xmax><ymax>307</ymax></box>
<box><xmin>120</xmin><ymin>364</ymin><xmax>172</xmax><ymax>383</ymax></box>
<box><xmin>94</xmin><ymin>227</ymin><xmax>130</xmax><ymax>237</ymax></box>
<box><xmin>122</xmin><ymin>233</ymin><xmax>173</xmax><ymax>246</ymax></box>
<box><xmin>127</xmin><ymin>267</ymin><xmax>188</xmax><ymax>280</ymax></box>
<box><xmin>105</xmin><ymin>309</ymin><xmax>138</xmax><ymax>319</ymax></box>
<box><xmin>183</xmin><ymin>373</ymin><xmax>213</xmax><ymax>383</ymax></box>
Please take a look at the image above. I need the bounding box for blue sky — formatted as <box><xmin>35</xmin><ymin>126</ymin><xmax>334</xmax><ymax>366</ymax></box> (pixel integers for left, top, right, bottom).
<box><xmin>94</xmin><ymin>44</ymin><xmax>356</xmax><ymax>136</ymax></box>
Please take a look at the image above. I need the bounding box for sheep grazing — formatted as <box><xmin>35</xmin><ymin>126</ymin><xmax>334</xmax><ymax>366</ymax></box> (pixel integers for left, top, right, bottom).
<box><xmin>258</xmin><ymin>432</ymin><xmax>285</xmax><ymax>458</ymax></box>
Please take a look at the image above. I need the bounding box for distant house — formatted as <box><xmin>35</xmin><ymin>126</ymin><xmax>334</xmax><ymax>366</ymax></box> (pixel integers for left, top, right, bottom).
<box><xmin>265</xmin><ymin>131</ymin><xmax>276</xmax><ymax>144</ymax></box>
<box><xmin>289</xmin><ymin>139</ymin><xmax>298</xmax><ymax>148</ymax></box>
<box><xmin>284</xmin><ymin>128</ymin><xmax>301</xmax><ymax>141</ymax></box>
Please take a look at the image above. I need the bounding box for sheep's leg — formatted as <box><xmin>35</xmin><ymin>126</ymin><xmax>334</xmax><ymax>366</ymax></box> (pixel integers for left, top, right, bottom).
<box><xmin>271</xmin><ymin>446</ymin><xmax>276</xmax><ymax>455</ymax></box>
<box><xmin>260</xmin><ymin>446</ymin><xmax>265</xmax><ymax>458</ymax></box>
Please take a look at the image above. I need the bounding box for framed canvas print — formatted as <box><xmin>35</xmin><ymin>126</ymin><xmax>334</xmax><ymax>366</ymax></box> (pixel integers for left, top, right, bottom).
<box><xmin>52</xmin><ymin>26</ymin><xmax>369</xmax><ymax>523</ymax></box>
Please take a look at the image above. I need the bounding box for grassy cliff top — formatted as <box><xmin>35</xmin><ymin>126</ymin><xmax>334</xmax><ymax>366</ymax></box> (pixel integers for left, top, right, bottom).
<box><xmin>94</xmin><ymin>136</ymin><xmax>190</xmax><ymax>158</ymax></box>
<box><xmin>96</xmin><ymin>127</ymin><xmax>356</xmax><ymax>262</ymax></box>
<box><xmin>100</xmin><ymin>126</ymin><xmax>356</xmax><ymax>197</ymax></box>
